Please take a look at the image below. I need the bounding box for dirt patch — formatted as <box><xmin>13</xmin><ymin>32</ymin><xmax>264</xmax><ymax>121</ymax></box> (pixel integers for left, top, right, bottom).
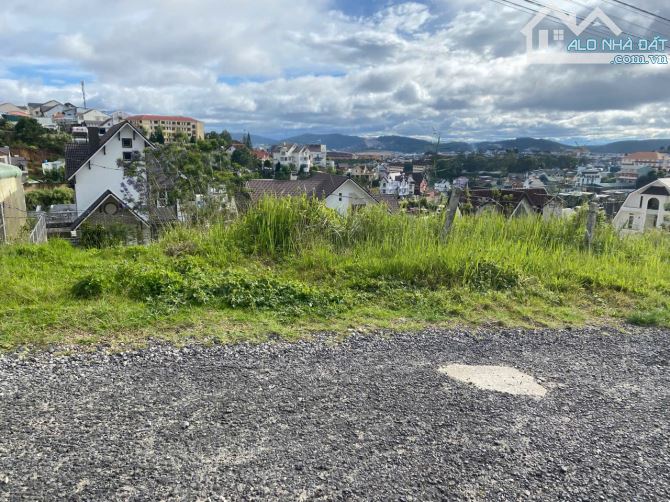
<box><xmin>439</xmin><ymin>364</ymin><xmax>547</xmax><ymax>397</ymax></box>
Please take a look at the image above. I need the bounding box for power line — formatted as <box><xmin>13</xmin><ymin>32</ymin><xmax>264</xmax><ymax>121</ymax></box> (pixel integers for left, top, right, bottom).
<box><xmin>603</xmin><ymin>0</ymin><xmax>670</xmax><ymax>26</ymax></box>
<box><xmin>516</xmin><ymin>0</ymin><xmax>651</xmax><ymax>40</ymax></box>
<box><xmin>486</xmin><ymin>0</ymin><xmax>639</xmax><ymax>41</ymax></box>
<box><xmin>563</xmin><ymin>0</ymin><xmax>670</xmax><ymax>40</ymax></box>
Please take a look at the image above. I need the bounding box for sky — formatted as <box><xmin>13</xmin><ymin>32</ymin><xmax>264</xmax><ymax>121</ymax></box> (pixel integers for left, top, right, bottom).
<box><xmin>1</xmin><ymin>0</ymin><xmax>669</xmax><ymax>143</ymax></box>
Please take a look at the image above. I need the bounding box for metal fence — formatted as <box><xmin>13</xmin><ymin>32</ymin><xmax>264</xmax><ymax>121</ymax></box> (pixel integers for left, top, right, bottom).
<box><xmin>28</xmin><ymin>213</ymin><xmax>48</xmax><ymax>244</ymax></box>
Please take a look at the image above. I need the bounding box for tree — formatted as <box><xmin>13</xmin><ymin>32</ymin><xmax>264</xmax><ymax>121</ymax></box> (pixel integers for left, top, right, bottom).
<box><xmin>243</xmin><ymin>132</ymin><xmax>253</xmax><ymax>149</ymax></box>
<box><xmin>231</xmin><ymin>146</ymin><xmax>255</xmax><ymax>169</ymax></box>
<box><xmin>149</xmin><ymin>125</ymin><xmax>165</xmax><ymax>144</ymax></box>
<box><xmin>120</xmin><ymin>143</ymin><xmax>236</xmax><ymax>224</ymax></box>
<box><xmin>275</xmin><ymin>163</ymin><xmax>291</xmax><ymax>180</ymax></box>
<box><xmin>220</xmin><ymin>130</ymin><xmax>232</xmax><ymax>145</ymax></box>
<box><xmin>14</xmin><ymin>117</ymin><xmax>45</xmax><ymax>144</ymax></box>
<box><xmin>636</xmin><ymin>170</ymin><xmax>658</xmax><ymax>189</ymax></box>
<box><xmin>25</xmin><ymin>187</ymin><xmax>74</xmax><ymax>210</ymax></box>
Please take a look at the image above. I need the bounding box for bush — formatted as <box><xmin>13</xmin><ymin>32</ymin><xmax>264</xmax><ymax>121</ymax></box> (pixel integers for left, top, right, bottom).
<box><xmin>80</xmin><ymin>224</ymin><xmax>129</xmax><ymax>248</ymax></box>
<box><xmin>109</xmin><ymin>260</ymin><xmax>343</xmax><ymax>314</ymax></box>
<box><xmin>25</xmin><ymin>187</ymin><xmax>74</xmax><ymax>211</ymax></box>
<box><xmin>71</xmin><ymin>274</ymin><xmax>107</xmax><ymax>299</ymax></box>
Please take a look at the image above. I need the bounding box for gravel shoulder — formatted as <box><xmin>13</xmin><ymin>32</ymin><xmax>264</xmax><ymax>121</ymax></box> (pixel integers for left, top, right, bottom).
<box><xmin>0</xmin><ymin>326</ymin><xmax>669</xmax><ymax>500</ymax></box>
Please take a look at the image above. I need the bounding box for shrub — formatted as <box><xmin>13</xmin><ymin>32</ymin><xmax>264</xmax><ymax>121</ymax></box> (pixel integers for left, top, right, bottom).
<box><xmin>25</xmin><ymin>187</ymin><xmax>74</xmax><ymax>211</ymax></box>
<box><xmin>71</xmin><ymin>274</ymin><xmax>107</xmax><ymax>299</ymax></box>
<box><xmin>80</xmin><ymin>224</ymin><xmax>130</xmax><ymax>248</ymax></box>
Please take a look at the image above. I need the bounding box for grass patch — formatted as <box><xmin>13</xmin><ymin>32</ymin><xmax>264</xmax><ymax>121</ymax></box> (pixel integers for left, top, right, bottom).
<box><xmin>1</xmin><ymin>196</ymin><xmax>669</xmax><ymax>350</ymax></box>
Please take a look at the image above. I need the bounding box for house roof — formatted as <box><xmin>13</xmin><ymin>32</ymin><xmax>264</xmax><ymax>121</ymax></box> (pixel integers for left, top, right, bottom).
<box><xmin>71</xmin><ymin>190</ymin><xmax>149</xmax><ymax>230</ymax></box>
<box><xmin>127</xmin><ymin>114</ymin><xmax>200</xmax><ymax>123</ymax></box>
<box><xmin>624</xmin><ymin>152</ymin><xmax>668</xmax><ymax>161</ymax></box>
<box><xmin>245</xmin><ymin>172</ymin><xmax>380</xmax><ymax>207</ymax></box>
<box><xmin>65</xmin><ymin>143</ymin><xmax>92</xmax><ymax>179</ymax></box>
<box><xmin>252</xmin><ymin>149</ymin><xmax>270</xmax><ymax>159</ymax></box>
<box><xmin>65</xmin><ymin>121</ymin><xmax>153</xmax><ymax>180</ymax></box>
<box><xmin>467</xmin><ymin>188</ymin><xmax>554</xmax><ymax>216</ymax></box>
<box><xmin>3</xmin><ymin>110</ymin><xmax>29</xmax><ymax>117</ymax></box>
<box><xmin>378</xmin><ymin>194</ymin><xmax>400</xmax><ymax>212</ymax></box>
<box><xmin>246</xmin><ymin>173</ymin><xmax>350</xmax><ymax>203</ymax></box>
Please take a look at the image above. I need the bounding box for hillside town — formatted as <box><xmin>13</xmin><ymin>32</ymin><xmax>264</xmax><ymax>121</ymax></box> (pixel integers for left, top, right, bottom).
<box><xmin>1</xmin><ymin>98</ymin><xmax>669</xmax><ymax>245</ymax></box>
<box><xmin>3</xmin><ymin>0</ymin><xmax>670</xmax><ymax>500</ymax></box>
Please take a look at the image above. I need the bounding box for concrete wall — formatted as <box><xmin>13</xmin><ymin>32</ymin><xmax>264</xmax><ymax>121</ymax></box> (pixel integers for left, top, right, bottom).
<box><xmin>0</xmin><ymin>165</ymin><xmax>27</xmax><ymax>242</ymax></box>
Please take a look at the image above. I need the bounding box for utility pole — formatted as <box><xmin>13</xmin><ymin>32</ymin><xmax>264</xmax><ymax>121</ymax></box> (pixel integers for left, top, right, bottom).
<box><xmin>584</xmin><ymin>201</ymin><xmax>599</xmax><ymax>250</ymax></box>
<box><xmin>429</xmin><ymin>128</ymin><xmax>441</xmax><ymax>185</ymax></box>
<box><xmin>442</xmin><ymin>186</ymin><xmax>462</xmax><ymax>240</ymax></box>
<box><xmin>81</xmin><ymin>81</ymin><xmax>87</xmax><ymax>108</ymax></box>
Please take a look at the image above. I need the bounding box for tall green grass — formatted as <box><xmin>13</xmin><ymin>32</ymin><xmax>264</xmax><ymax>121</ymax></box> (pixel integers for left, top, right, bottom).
<box><xmin>1</xmin><ymin>195</ymin><xmax>669</xmax><ymax>349</ymax></box>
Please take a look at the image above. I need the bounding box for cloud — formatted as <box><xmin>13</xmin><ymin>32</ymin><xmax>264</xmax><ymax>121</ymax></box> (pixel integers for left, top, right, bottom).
<box><xmin>0</xmin><ymin>0</ymin><xmax>668</xmax><ymax>141</ymax></box>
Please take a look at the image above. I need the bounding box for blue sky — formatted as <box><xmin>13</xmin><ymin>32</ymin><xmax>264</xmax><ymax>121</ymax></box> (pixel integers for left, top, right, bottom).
<box><xmin>0</xmin><ymin>0</ymin><xmax>669</xmax><ymax>142</ymax></box>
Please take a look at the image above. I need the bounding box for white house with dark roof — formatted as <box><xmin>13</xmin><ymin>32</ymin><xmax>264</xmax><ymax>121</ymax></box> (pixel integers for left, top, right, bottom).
<box><xmin>65</xmin><ymin>122</ymin><xmax>154</xmax><ymax>226</ymax></box>
<box><xmin>271</xmin><ymin>143</ymin><xmax>330</xmax><ymax>173</ymax></box>
<box><xmin>613</xmin><ymin>178</ymin><xmax>670</xmax><ymax>234</ymax></box>
<box><xmin>245</xmin><ymin>172</ymin><xmax>379</xmax><ymax>215</ymax></box>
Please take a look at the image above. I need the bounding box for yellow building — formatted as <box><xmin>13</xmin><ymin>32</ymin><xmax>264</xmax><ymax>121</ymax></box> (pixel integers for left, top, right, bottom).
<box><xmin>127</xmin><ymin>114</ymin><xmax>205</xmax><ymax>142</ymax></box>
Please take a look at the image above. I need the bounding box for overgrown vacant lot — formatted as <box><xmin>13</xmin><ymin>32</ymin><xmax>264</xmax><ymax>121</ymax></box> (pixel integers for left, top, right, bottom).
<box><xmin>1</xmin><ymin>197</ymin><xmax>669</xmax><ymax>349</ymax></box>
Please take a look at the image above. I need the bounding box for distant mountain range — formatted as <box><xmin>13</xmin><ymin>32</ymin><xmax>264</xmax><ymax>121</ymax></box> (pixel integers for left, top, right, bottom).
<box><xmin>232</xmin><ymin>132</ymin><xmax>670</xmax><ymax>155</ymax></box>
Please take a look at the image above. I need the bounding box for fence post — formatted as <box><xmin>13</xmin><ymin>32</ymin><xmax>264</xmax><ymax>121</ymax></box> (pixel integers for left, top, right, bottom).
<box><xmin>584</xmin><ymin>201</ymin><xmax>598</xmax><ymax>250</ymax></box>
<box><xmin>442</xmin><ymin>186</ymin><xmax>462</xmax><ymax>240</ymax></box>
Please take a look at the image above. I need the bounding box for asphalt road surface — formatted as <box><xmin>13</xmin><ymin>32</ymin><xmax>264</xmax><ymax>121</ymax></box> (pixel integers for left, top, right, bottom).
<box><xmin>0</xmin><ymin>326</ymin><xmax>668</xmax><ymax>500</ymax></box>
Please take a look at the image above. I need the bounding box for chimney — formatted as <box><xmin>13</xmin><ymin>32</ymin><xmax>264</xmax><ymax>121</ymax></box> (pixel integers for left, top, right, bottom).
<box><xmin>87</xmin><ymin>127</ymin><xmax>100</xmax><ymax>152</ymax></box>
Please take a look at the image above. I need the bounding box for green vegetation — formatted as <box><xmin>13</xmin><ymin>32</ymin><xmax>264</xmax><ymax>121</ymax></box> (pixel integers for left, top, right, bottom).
<box><xmin>0</xmin><ymin>117</ymin><xmax>70</xmax><ymax>154</ymax></box>
<box><xmin>1</xmin><ymin>197</ymin><xmax>668</xmax><ymax>350</ymax></box>
<box><xmin>25</xmin><ymin>187</ymin><xmax>74</xmax><ymax>210</ymax></box>
<box><xmin>435</xmin><ymin>152</ymin><xmax>579</xmax><ymax>180</ymax></box>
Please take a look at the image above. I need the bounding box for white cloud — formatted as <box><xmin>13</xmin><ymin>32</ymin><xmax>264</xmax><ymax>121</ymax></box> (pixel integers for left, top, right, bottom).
<box><xmin>0</xmin><ymin>0</ymin><xmax>668</xmax><ymax>141</ymax></box>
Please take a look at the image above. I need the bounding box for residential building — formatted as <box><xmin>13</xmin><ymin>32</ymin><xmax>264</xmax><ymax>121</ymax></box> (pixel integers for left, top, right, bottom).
<box><xmin>0</xmin><ymin>103</ymin><xmax>28</xmax><ymax>115</ymax></box>
<box><xmin>35</xmin><ymin>117</ymin><xmax>58</xmax><ymax>130</ymax></box>
<box><xmin>271</xmin><ymin>143</ymin><xmax>329</xmax><ymax>173</ymax></box>
<box><xmin>0</xmin><ymin>147</ymin><xmax>11</xmax><ymax>165</ymax></box>
<box><xmin>616</xmin><ymin>164</ymin><xmax>653</xmax><ymax>185</ymax></box>
<box><xmin>42</xmin><ymin>160</ymin><xmax>65</xmax><ymax>174</ymax></box>
<box><xmin>127</xmin><ymin>114</ymin><xmax>205</xmax><ymax>142</ymax></box>
<box><xmin>245</xmin><ymin>172</ymin><xmax>379</xmax><ymax>215</ymax></box>
<box><xmin>466</xmin><ymin>188</ymin><xmax>563</xmax><ymax>219</ymax></box>
<box><xmin>621</xmin><ymin>152</ymin><xmax>670</xmax><ymax>171</ymax></box>
<box><xmin>77</xmin><ymin>108</ymin><xmax>111</xmax><ymax>125</ymax></box>
<box><xmin>576</xmin><ymin>167</ymin><xmax>602</xmax><ymax>187</ymax></box>
<box><xmin>65</xmin><ymin>121</ymin><xmax>155</xmax><ymax>241</ymax></box>
<box><xmin>380</xmin><ymin>173</ymin><xmax>414</xmax><ymax>197</ymax></box>
<box><xmin>27</xmin><ymin>100</ymin><xmax>61</xmax><ymax>118</ymax></box>
<box><xmin>612</xmin><ymin>178</ymin><xmax>670</xmax><ymax>234</ymax></box>
<box><xmin>0</xmin><ymin>163</ymin><xmax>27</xmax><ymax>242</ymax></box>
<box><xmin>307</xmin><ymin>144</ymin><xmax>328</xmax><ymax>169</ymax></box>
<box><xmin>434</xmin><ymin>179</ymin><xmax>452</xmax><ymax>194</ymax></box>
<box><xmin>252</xmin><ymin>149</ymin><xmax>271</xmax><ymax>162</ymax></box>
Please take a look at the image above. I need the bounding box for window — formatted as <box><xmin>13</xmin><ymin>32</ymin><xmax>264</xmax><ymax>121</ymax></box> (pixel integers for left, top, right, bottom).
<box><xmin>103</xmin><ymin>202</ymin><xmax>119</xmax><ymax>215</ymax></box>
<box><xmin>339</xmin><ymin>192</ymin><xmax>343</xmax><ymax>202</ymax></box>
<box><xmin>122</xmin><ymin>151</ymin><xmax>133</xmax><ymax>161</ymax></box>
<box><xmin>640</xmin><ymin>196</ymin><xmax>644</xmax><ymax>208</ymax></box>
<box><xmin>553</xmin><ymin>29</ymin><xmax>564</xmax><ymax>41</ymax></box>
<box><xmin>122</xmin><ymin>138</ymin><xmax>132</xmax><ymax>148</ymax></box>
<box><xmin>648</xmin><ymin>197</ymin><xmax>660</xmax><ymax>210</ymax></box>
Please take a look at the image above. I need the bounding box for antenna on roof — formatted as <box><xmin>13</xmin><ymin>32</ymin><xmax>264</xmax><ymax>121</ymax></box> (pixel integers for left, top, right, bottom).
<box><xmin>81</xmin><ymin>81</ymin><xmax>87</xmax><ymax>108</ymax></box>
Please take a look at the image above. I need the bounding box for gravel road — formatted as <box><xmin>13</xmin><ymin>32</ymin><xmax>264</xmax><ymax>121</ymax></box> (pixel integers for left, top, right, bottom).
<box><xmin>0</xmin><ymin>326</ymin><xmax>669</xmax><ymax>500</ymax></box>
